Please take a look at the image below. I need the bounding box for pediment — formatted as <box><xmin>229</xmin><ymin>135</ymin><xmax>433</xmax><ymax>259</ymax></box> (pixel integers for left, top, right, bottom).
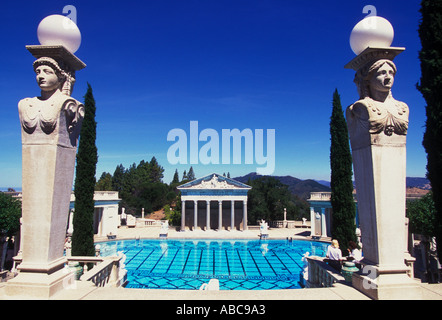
<box><xmin>177</xmin><ymin>173</ymin><xmax>251</xmax><ymax>190</ymax></box>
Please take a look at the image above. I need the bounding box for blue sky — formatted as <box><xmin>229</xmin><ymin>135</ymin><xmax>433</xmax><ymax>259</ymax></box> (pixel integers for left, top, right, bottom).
<box><xmin>0</xmin><ymin>0</ymin><xmax>428</xmax><ymax>187</ymax></box>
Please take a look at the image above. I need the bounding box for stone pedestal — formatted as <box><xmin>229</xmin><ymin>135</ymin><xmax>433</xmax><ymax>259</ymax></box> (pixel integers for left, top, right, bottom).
<box><xmin>352</xmin><ymin>265</ymin><xmax>422</xmax><ymax>300</ymax></box>
<box><xmin>6</xmin><ymin>143</ymin><xmax>78</xmax><ymax>298</ymax></box>
<box><xmin>5</xmin><ymin>45</ymin><xmax>85</xmax><ymax>299</ymax></box>
<box><xmin>349</xmin><ymin>138</ymin><xmax>421</xmax><ymax>299</ymax></box>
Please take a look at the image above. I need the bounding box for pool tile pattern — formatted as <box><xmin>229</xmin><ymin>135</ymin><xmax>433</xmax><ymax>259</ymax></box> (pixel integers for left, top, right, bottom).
<box><xmin>98</xmin><ymin>239</ymin><xmax>328</xmax><ymax>290</ymax></box>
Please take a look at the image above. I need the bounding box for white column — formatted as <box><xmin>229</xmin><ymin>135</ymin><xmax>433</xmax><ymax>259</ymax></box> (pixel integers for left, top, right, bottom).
<box><xmin>230</xmin><ymin>200</ymin><xmax>235</xmax><ymax>231</ymax></box>
<box><xmin>194</xmin><ymin>200</ymin><xmax>198</xmax><ymax>230</ymax></box>
<box><xmin>142</xmin><ymin>207</ymin><xmax>145</xmax><ymax>219</ymax></box>
<box><xmin>67</xmin><ymin>209</ymin><xmax>74</xmax><ymax>235</ymax></box>
<box><xmin>218</xmin><ymin>200</ymin><xmax>223</xmax><ymax>231</ymax></box>
<box><xmin>243</xmin><ymin>200</ymin><xmax>248</xmax><ymax>231</ymax></box>
<box><xmin>321</xmin><ymin>207</ymin><xmax>327</xmax><ymax>237</ymax></box>
<box><xmin>310</xmin><ymin>207</ymin><xmax>316</xmax><ymax>236</ymax></box>
<box><xmin>181</xmin><ymin>200</ymin><xmax>185</xmax><ymax>231</ymax></box>
<box><xmin>206</xmin><ymin>200</ymin><xmax>210</xmax><ymax>231</ymax></box>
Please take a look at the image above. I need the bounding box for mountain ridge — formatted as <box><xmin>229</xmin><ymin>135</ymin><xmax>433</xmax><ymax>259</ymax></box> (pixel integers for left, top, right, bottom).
<box><xmin>233</xmin><ymin>173</ymin><xmax>431</xmax><ymax>199</ymax></box>
<box><xmin>233</xmin><ymin>172</ymin><xmax>331</xmax><ymax>200</ymax></box>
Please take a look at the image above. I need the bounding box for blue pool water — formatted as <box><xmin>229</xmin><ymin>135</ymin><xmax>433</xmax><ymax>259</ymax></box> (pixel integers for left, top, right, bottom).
<box><xmin>97</xmin><ymin>239</ymin><xmax>328</xmax><ymax>290</ymax></box>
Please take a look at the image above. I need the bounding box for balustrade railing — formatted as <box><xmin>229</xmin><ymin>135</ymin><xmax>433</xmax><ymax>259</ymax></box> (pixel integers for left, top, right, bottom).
<box><xmin>79</xmin><ymin>253</ymin><xmax>127</xmax><ymax>287</ymax></box>
<box><xmin>11</xmin><ymin>253</ymin><xmax>127</xmax><ymax>288</ymax></box>
<box><xmin>305</xmin><ymin>256</ymin><xmax>345</xmax><ymax>288</ymax></box>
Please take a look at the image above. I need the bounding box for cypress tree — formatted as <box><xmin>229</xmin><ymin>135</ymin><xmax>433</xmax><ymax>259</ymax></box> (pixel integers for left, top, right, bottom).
<box><xmin>187</xmin><ymin>166</ymin><xmax>195</xmax><ymax>180</ymax></box>
<box><xmin>417</xmin><ymin>0</ymin><xmax>442</xmax><ymax>262</ymax></box>
<box><xmin>330</xmin><ymin>89</ymin><xmax>357</xmax><ymax>252</ymax></box>
<box><xmin>72</xmin><ymin>83</ymin><xmax>98</xmax><ymax>257</ymax></box>
<box><xmin>172</xmin><ymin>169</ymin><xmax>180</xmax><ymax>184</ymax></box>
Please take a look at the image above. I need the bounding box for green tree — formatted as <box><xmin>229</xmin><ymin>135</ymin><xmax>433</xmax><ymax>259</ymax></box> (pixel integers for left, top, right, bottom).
<box><xmin>0</xmin><ymin>193</ymin><xmax>21</xmax><ymax>238</ymax></box>
<box><xmin>0</xmin><ymin>192</ymin><xmax>21</xmax><ymax>270</ymax></box>
<box><xmin>407</xmin><ymin>192</ymin><xmax>438</xmax><ymax>282</ymax></box>
<box><xmin>72</xmin><ymin>83</ymin><xmax>97</xmax><ymax>257</ymax></box>
<box><xmin>417</xmin><ymin>0</ymin><xmax>442</xmax><ymax>262</ymax></box>
<box><xmin>112</xmin><ymin>164</ymin><xmax>125</xmax><ymax>193</ymax></box>
<box><xmin>172</xmin><ymin>169</ymin><xmax>180</xmax><ymax>184</ymax></box>
<box><xmin>407</xmin><ymin>192</ymin><xmax>436</xmax><ymax>237</ymax></box>
<box><xmin>182</xmin><ymin>170</ymin><xmax>188</xmax><ymax>182</ymax></box>
<box><xmin>187</xmin><ymin>166</ymin><xmax>195</xmax><ymax>180</ymax></box>
<box><xmin>95</xmin><ymin>172</ymin><xmax>114</xmax><ymax>191</ymax></box>
<box><xmin>247</xmin><ymin>176</ymin><xmax>306</xmax><ymax>224</ymax></box>
<box><xmin>113</xmin><ymin>158</ymin><xmax>169</xmax><ymax>216</ymax></box>
<box><xmin>148</xmin><ymin>156</ymin><xmax>164</xmax><ymax>183</ymax></box>
<box><xmin>330</xmin><ymin>89</ymin><xmax>357</xmax><ymax>252</ymax></box>
<box><xmin>164</xmin><ymin>204</ymin><xmax>181</xmax><ymax>226</ymax></box>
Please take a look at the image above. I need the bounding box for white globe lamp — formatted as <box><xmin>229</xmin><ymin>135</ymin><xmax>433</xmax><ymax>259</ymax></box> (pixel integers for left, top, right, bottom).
<box><xmin>37</xmin><ymin>14</ymin><xmax>82</xmax><ymax>54</ymax></box>
<box><xmin>349</xmin><ymin>16</ymin><xmax>394</xmax><ymax>55</ymax></box>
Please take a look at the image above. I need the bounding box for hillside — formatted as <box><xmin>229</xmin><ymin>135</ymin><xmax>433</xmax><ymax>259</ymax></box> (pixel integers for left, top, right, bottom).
<box><xmin>315</xmin><ymin>177</ymin><xmax>431</xmax><ymax>190</ymax></box>
<box><xmin>233</xmin><ymin>173</ymin><xmax>431</xmax><ymax>200</ymax></box>
<box><xmin>233</xmin><ymin>172</ymin><xmax>331</xmax><ymax>199</ymax></box>
<box><xmin>406</xmin><ymin>177</ymin><xmax>431</xmax><ymax>190</ymax></box>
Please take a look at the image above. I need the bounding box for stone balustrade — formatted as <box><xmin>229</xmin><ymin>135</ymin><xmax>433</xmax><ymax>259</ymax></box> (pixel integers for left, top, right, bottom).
<box><xmin>11</xmin><ymin>254</ymin><xmax>127</xmax><ymax>288</ymax></box>
<box><xmin>305</xmin><ymin>256</ymin><xmax>345</xmax><ymax>288</ymax></box>
<box><xmin>79</xmin><ymin>254</ymin><xmax>127</xmax><ymax>288</ymax></box>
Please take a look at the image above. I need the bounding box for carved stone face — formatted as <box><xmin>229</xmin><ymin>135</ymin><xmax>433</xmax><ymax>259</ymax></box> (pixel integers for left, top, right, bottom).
<box><xmin>369</xmin><ymin>62</ymin><xmax>395</xmax><ymax>94</ymax></box>
<box><xmin>35</xmin><ymin>65</ymin><xmax>60</xmax><ymax>92</ymax></box>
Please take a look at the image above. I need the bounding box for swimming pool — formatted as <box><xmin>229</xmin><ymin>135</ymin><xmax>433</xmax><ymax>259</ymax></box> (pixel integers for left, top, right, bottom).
<box><xmin>97</xmin><ymin>239</ymin><xmax>328</xmax><ymax>290</ymax></box>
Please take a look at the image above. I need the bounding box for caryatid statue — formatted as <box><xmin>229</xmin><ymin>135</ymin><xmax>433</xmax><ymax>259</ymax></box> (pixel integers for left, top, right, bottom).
<box><xmin>347</xmin><ymin>57</ymin><xmax>409</xmax><ymax>143</ymax></box>
<box><xmin>345</xmin><ymin>42</ymin><xmax>421</xmax><ymax>298</ymax></box>
<box><xmin>19</xmin><ymin>55</ymin><xmax>84</xmax><ymax>141</ymax></box>
<box><xmin>6</xmin><ymin>45</ymin><xmax>85</xmax><ymax>298</ymax></box>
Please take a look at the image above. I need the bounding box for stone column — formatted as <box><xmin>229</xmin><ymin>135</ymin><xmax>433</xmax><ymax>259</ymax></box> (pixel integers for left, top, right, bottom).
<box><xmin>194</xmin><ymin>200</ymin><xmax>198</xmax><ymax>230</ymax></box>
<box><xmin>283</xmin><ymin>207</ymin><xmax>287</xmax><ymax>228</ymax></box>
<box><xmin>243</xmin><ymin>200</ymin><xmax>248</xmax><ymax>231</ymax></box>
<box><xmin>345</xmin><ymin>47</ymin><xmax>421</xmax><ymax>299</ymax></box>
<box><xmin>218</xmin><ymin>200</ymin><xmax>223</xmax><ymax>231</ymax></box>
<box><xmin>309</xmin><ymin>207</ymin><xmax>316</xmax><ymax>236</ymax></box>
<box><xmin>181</xmin><ymin>200</ymin><xmax>186</xmax><ymax>231</ymax></box>
<box><xmin>6</xmin><ymin>45</ymin><xmax>85</xmax><ymax>299</ymax></box>
<box><xmin>321</xmin><ymin>208</ymin><xmax>327</xmax><ymax>237</ymax></box>
<box><xmin>231</xmin><ymin>200</ymin><xmax>235</xmax><ymax>231</ymax></box>
<box><xmin>206</xmin><ymin>200</ymin><xmax>211</xmax><ymax>231</ymax></box>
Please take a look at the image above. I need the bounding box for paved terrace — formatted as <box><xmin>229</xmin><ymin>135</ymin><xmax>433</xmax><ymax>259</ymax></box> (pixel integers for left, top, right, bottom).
<box><xmin>1</xmin><ymin>226</ymin><xmax>441</xmax><ymax>300</ymax></box>
<box><xmin>94</xmin><ymin>225</ymin><xmax>321</xmax><ymax>242</ymax></box>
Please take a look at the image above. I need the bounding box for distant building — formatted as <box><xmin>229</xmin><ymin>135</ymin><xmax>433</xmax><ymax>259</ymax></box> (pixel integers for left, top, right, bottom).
<box><xmin>307</xmin><ymin>190</ymin><xmax>429</xmax><ymax>238</ymax></box>
<box><xmin>6</xmin><ymin>191</ymin><xmax>121</xmax><ymax>237</ymax></box>
<box><xmin>177</xmin><ymin>173</ymin><xmax>252</xmax><ymax>231</ymax></box>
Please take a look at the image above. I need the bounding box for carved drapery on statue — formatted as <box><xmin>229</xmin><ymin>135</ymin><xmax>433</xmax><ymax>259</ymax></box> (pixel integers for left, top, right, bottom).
<box><xmin>18</xmin><ymin>55</ymin><xmax>84</xmax><ymax>146</ymax></box>
<box><xmin>346</xmin><ymin>58</ymin><xmax>409</xmax><ymax>142</ymax></box>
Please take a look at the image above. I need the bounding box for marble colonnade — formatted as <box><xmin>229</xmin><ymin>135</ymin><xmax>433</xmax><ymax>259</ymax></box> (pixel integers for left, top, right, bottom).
<box><xmin>177</xmin><ymin>174</ymin><xmax>251</xmax><ymax>231</ymax></box>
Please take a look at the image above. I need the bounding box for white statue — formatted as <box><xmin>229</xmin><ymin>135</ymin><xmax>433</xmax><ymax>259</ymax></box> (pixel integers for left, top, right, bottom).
<box><xmin>160</xmin><ymin>220</ymin><xmax>169</xmax><ymax>238</ymax></box>
<box><xmin>161</xmin><ymin>220</ymin><xmax>169</xmax><ymax>231</ymax></box>
<box><xmin>301</xmin><ymin>252</ymin><xmax>310</xmax><ymax>284</ymax></box>
<box><xmin>18</xmin><ymin>57</ymin><xmax>84</xmax><ymax>143</ymax></box>
<box><xmin>259</xmin><ymin>219</ymin><xmax>269</xmax><ymax>238</ymax></box>
<box><xmin>6</xmin><ymin>46</ymin><xmax>86</xmax><ymax>298</ymax></box>
<box><xmin>345</xmin><ymin>50</ymin><xmax>421</xmax><ymax>298</ymax></box>
<box><xmin>347</xmin><ymin>59</ymin><xmax>409</xmax><ymax>139</ymax></box>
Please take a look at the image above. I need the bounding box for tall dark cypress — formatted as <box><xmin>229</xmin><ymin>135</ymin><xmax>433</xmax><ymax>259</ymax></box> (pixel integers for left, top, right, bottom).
<box><xmin>418</xmin><ymin>0</ymin><xmax>442</xmax><ymax>262</ymax></box>
<box><xmin>330</xmin><ymin>89</ymin><xmax>357</xmax><ymax>252</ymax></box>
<box><xmin>72</xmin><ymin>83</ymin><xmax>98</xmax><ymax>257</ymax></box>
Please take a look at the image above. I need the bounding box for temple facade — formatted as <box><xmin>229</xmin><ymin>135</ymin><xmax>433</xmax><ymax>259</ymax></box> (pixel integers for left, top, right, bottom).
<box><xmin>177</xmin><ymin>173</ymin><xmax>252</xmax><ymax>231</ymax></box>
<box><xmin>308</xmin><ymin>192</ymin><xmax>359</xmax><ymax>238</ymax></box>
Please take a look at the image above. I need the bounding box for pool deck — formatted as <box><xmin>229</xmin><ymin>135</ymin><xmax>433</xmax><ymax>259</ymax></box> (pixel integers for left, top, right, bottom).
<box><xmin>95</xmin><ymin>225</ymin><xmax>325</xmax><ymax>242</ymax></box>
<box><xmin>2</xmin><ymin>226</ymin><xmax>442</xmax><ymax>300</ymax></box>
